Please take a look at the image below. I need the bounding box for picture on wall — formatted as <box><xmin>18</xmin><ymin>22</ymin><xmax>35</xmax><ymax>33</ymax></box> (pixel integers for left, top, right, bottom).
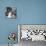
<box><xmin>5</xmin><ymin>7</ymin><xmax>17</xmax><ymax>19</ymax></box>
<box><xmin>18</xmin><ymin>24</ymin><xmax>46</xmax><ymax>42</ymax></box>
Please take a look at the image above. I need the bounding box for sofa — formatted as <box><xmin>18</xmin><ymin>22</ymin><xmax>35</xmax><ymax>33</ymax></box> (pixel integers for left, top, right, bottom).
<box><xmin>21</xmin><ymin>29</ymin><xmax>45</xmax><ymax>41</ymax></box>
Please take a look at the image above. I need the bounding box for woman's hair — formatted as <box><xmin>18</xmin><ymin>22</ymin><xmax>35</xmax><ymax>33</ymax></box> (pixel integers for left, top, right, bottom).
<box><xmin>6</xmin><ymin>7</ymin><xmax>12</xmax><ymax>12</ymax></box>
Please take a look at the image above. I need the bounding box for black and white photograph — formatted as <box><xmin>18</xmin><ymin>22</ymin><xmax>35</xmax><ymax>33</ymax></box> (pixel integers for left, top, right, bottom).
<box><xmin>5</xmin><ymin>7</ymin><xmax>17</xmax><ymax>19</ymax></box>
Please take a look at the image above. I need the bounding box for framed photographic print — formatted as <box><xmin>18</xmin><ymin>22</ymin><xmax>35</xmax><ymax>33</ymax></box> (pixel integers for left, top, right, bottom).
<box><xmin>5</xmin><ymin>7</ymin><xmax>17</xmax><ymax>19</ymax></box>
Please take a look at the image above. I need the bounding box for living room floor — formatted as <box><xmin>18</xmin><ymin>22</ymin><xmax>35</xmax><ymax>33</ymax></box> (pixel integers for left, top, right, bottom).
<box><xmin>19</xmin><ymin>40</ymin><xmax>46</xmax><ymax>46</ymax></box>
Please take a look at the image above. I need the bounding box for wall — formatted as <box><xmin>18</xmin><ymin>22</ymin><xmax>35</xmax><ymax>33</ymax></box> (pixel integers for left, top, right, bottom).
<box><xmin>0</xmin><ymin>0</ymin><xmax>46</xmax><ymax>44</ymax></box>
